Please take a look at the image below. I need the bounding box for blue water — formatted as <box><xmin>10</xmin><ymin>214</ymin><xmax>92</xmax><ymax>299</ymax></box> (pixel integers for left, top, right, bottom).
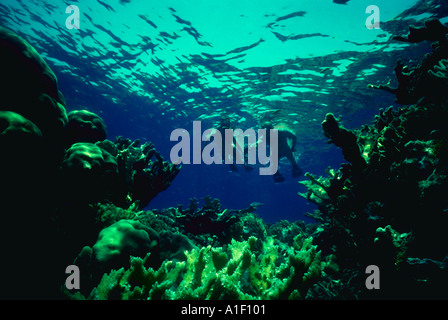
<box><xmin>1</xmin><ymin>0</ymin><xmax>445</xmax><ymax>223</ymax></box>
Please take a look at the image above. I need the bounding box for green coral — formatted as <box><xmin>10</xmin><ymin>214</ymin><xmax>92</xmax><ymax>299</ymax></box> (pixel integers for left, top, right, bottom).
<box><xmin>92</xmin><ymin>219</ymin><xmax>159</xmax><ymax>270</ymax></box>
<box><xmin>59</xmin><ymin>142</ymin><xmax>119</xmax><ymax>203</ymax></box>
<box><xmin>0</xmin><ymin>26</ymin><xmax>67</xmax><ymax>143</ymax></box>
<box><xmin>72</xmin><ymin>234</ymin><xmax>331</xmax><ymax>300</ymax></box>
<box><xmin>96</xmin><ymin>136</ymin><xmax>181</xmax><ymax>209</ymax></box>
<box><xmin>0</xmin><ymin>26</ymin><xmax>186</xmax><ymax>299</ymax></box>
<box><xmin>373</xmin><ymin>225</ymin><xmax>413</xmax><ymax>269</ymax></box>
<box><xmin>0</xmin><ymin>110</ymin><xmax>42</xmax><ymax>144</ymax></box>
<box><xmin>428</xmin><ymin>58</ymin><xmax>448</xmax><ymax>80</ymax></box>
<box><xmin>65</xmin><ymin>110</ymin><xmax>107</xmax><ymax>146</ymax></box>
<box><xmin>298</xmin><ymin>24</ymin><xmax>448</xmax><ymax>297</ymax></box>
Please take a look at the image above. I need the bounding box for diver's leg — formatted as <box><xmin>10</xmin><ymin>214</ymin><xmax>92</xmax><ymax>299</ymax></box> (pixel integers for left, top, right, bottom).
<box><xmin>243</xmin><ymin>144</ymin><xmax>254</xmax><ymax>172</ymax></box>
<box><xmin>244</xmin><ymin>164</ymin><xmax>254</xmax><ymax>172</ymax></box>
<box><xmin>286</xmin><ymin>152</ymin><xmax>303</xmax><ymax>177</ymax></box>
<box><xmin>273</xmin><ymin>171</ymin><xmax>285</xmax><ymax>183</ymax></box>
<box><xmin>229</xmin><ymin>163</ymin><xmax>238</xmax><ymax>172</ymax></box>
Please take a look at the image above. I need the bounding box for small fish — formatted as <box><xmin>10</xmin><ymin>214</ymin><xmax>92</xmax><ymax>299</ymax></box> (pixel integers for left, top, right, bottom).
<box><xmin>249</xmin><ymin>202</ymin><xmax>264</xmax><ymax>208</ymax></box>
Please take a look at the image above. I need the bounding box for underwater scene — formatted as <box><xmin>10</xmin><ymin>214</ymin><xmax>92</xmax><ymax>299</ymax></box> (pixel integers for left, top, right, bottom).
<box><xmin>1</xmin><ymin>0</ymin><xmax>448</xmax><ymax>303</ymax></box>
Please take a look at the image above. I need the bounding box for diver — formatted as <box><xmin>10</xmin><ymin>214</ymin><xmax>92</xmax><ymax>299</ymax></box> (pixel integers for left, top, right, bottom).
<box><xmin>262</xmin><ymin>122</ymin><xmax>303</xmax><ymax>183</ymax></box>
<box><xmin>204</xmin><ymin>116</ymin><xmax>253</xmax><ymax>172</ymax></box>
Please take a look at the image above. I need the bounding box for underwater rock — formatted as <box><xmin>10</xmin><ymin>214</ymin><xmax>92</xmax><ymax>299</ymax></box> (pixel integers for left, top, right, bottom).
<box><xmin>54</xmin><ymin>137</ymin><xmax>182</xmax><ymax>264</ymax></box>
<box><xmin>66</xmin><ymin>110</ymin><xmax>107</xmax><ymax>146</ymax></box>
<box><xmin>0</xmin><ymin>26</ymin><xmax>68</xmax><ymax>212</ymax></box>
<box><xmin>0</xmin><ymin>26</ymin><xmax>60</xmax><ymax>101</ymax></box>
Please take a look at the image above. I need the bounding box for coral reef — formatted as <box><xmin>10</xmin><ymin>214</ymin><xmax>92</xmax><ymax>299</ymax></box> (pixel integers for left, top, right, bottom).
<box><xmin>0</xmin><ymin>26</ymin><xmax>67</xmax><ymax>134</ymax></box>
<box><xmin>0</xmin><ymin>110</ymin><xmax>43</xmax><ymax>164</ymax></box>
<box><xmin>54</xmin><ymin>136</ymin><xmax>181</xmax><ymax>275</ymax></box>
<box><xmin>2</xmin><ymin>16</ymin><xmax>448</xmax><ymax>300</ymax></box>
<box><xmin>369</xmin><ymin>18</ymin><xmax>448</xmax><ymax>104</ymax></box>
<box><xmin>92</xmin><ymin>219</ymin><xmax>160</xmax><ymax>269</ymax></box>
<box><xmin>97</xmin><ymin>136</ymin><xmax>181</xmax><ymax>209</ymax></box>
<box><xmin>59</xmin><ymin>142</ymin><xmax>119</xmax><ymax>203</ymax></box>
<box><xmin>300</xmin><ymin>19</ymin><xmax>448</xmax><ymax>298</ymax></box>
<box><xmin>63</xmin><ymin>197</ymin><xmax>335</xmax><ymax>300</ymax></box>
<box><xmin>71</xmin><ymin>234</ymin><xmax>331</xmax><ymax>300</ymax></box>
<box><xmin>0</xmin><ymin>26</ymin><xmax>181</xmax><ymax>298</ymax></box>
<box><xmin>0</xmin><ymin>26</ymin><xmax>70</xmax><ymax>298</ymax></box>
<box><xmin>65</xmin><ymin>110</ymin><xmax>107</xmax><ymax>146</ymax></box>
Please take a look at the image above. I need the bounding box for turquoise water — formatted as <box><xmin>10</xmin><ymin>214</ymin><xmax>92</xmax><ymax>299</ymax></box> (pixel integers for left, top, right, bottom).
<box><xmin>0</xmin><ymin>0</ymin><xmax>443</xmax><ymax>223</ymax></box>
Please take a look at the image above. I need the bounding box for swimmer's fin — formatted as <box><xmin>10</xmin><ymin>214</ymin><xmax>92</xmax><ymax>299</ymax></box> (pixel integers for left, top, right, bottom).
<box><xmin>273</xmin><ymin>172</ymin><xmax>285</xmax><ymax>183</ymax></box>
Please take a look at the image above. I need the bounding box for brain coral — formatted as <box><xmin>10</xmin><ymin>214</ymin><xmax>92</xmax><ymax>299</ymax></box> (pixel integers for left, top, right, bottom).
<box><xmin>59</xmin><ymin>142</ymin><xmax>119</xmax><ymax>202</ymax></box>
<box><xmin>92</xmin><ymin>219</ymin><xmax>160</xmax><ymax>271</ymax></box>
<box><xmin>0</xmin><ymin>26</ymin><xmax>67</xmax><ymax>141</ymax></box>
<box><xmin>0</xmin><ymin>110</ymin><xmax>42</xmax><ymax>142</ymax></box>
<box><xmin>66</xmin><ymin>110</ymin><xmax>107</xmax><ymax>146</ymax></box>
<box><xmin>0</xmin><ymin>110</ymin><xmax>43</xmax><ymax>178</ymax></box>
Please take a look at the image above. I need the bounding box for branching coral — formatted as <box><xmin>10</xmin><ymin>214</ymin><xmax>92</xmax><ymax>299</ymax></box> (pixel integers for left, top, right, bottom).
<box><xmin>428</xmin><ymin>58</ymin><xmax>448</xmax><ymax>79</ymax></box>
<box><xmin>369</xmin><ymin>19</ymin><xmax>448</xmax><ymax>104</ymax></box>
<box><xmin>63</xmin><ymin>197</ymin><xmax>338</xmax><ymax>300</ymax></box>
<box><xmin>373</xmin><ymin>225</ymin><xmax>413</xmax><ymax>269</ymax></box>
<box><xmin>71</xmin><ymin>235</ymin><xmax>331</xmax><ymax>300</ymax></box>
<box><xmin>322</xmin><ymin>113</ymin><xmax>366</xmax><ymax>172</ymax></box>
<box><xmin>299</xmin><ymin>20</ymin><xmax>448</xmax><ymax>298</ymax></box>
<box><xmin>97</xmin><ymin>136</ymin><xmax>181</xmax><ymax>209</ymax></box>
<box><xmin>148</xmin><ymin>196</ymin><xmax>267</xmax><ymax>247</ymax></box>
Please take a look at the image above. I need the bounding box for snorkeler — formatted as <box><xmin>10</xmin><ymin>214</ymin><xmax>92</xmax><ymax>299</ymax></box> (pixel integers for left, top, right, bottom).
<box><xmin>262</xmin><ymin>123</ymin><xmax>303</xmax><ymax>183</ymax></box>
<box><xmin>204</xmin><ymin>116</ymin><xmax>253</xmax><ymax>172</ymax></box>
